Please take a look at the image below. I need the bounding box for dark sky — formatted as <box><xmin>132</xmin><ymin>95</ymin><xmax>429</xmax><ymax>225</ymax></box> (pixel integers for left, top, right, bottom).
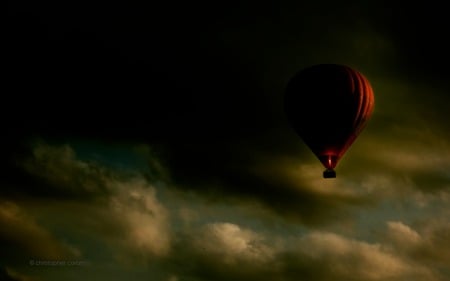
<box><xmin>4</xmin><ymin>1</ymin><xmax>450</xmax><ymax>281</ymax></box>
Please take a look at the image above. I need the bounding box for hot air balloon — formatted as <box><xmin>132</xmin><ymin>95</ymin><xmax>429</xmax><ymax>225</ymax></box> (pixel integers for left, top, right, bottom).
<box><xmin>284</xmin><ymin>64</ymin><xmax>374</xmax><ymax>178</ymax></box>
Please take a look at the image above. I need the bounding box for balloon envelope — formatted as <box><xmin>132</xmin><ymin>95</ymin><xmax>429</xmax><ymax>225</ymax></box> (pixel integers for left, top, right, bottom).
<box><xmin>284</xmin><ymin>64</ymin><xmax>374</xmax><ymax>177</ymax></box>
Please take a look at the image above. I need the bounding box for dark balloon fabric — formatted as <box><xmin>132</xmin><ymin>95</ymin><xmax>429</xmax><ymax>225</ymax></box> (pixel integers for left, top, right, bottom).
<box><xmin>284</xmin><ymin>64</ymin><xmax>374</xmax><ymax>171</ymax></box>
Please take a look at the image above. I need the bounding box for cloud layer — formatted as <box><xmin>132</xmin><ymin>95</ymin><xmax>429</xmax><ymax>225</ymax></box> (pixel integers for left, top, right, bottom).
<box><xmin>1</xmin><ymin>142</ymin><xmax>448</xmax><ymax>281</ymax></box>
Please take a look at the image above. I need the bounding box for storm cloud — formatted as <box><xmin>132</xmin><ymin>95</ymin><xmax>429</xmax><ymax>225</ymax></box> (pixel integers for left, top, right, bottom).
<box><xmin>0</xmin><ymin>141</ymin><xmax>447</xmax><ymax>280</ymax></box>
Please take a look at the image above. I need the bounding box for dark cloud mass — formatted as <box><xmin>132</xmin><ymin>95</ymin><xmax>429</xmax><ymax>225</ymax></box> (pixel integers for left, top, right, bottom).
<box><xmin>1</xmin><ymin>140</ymin><xmax>449</xmax><ymax>280</ymax></box>
<box><xmin>4</xmin><ymin>0</ymin><xmax>450</xmax><ymax>280</ymax></box>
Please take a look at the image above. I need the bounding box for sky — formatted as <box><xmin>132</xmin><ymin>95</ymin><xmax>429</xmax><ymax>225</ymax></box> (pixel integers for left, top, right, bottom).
<box><xmin>4</xmin><ymin>1</ymin><xmax>450</xmax><ymax>280</ymax></box>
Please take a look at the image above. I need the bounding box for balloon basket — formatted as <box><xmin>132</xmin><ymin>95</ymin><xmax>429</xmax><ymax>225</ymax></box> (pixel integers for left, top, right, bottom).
<box><xmin>323</xmin><ymin>168</ymin><xmax>336</xmax><ymax>178</ymax></box>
